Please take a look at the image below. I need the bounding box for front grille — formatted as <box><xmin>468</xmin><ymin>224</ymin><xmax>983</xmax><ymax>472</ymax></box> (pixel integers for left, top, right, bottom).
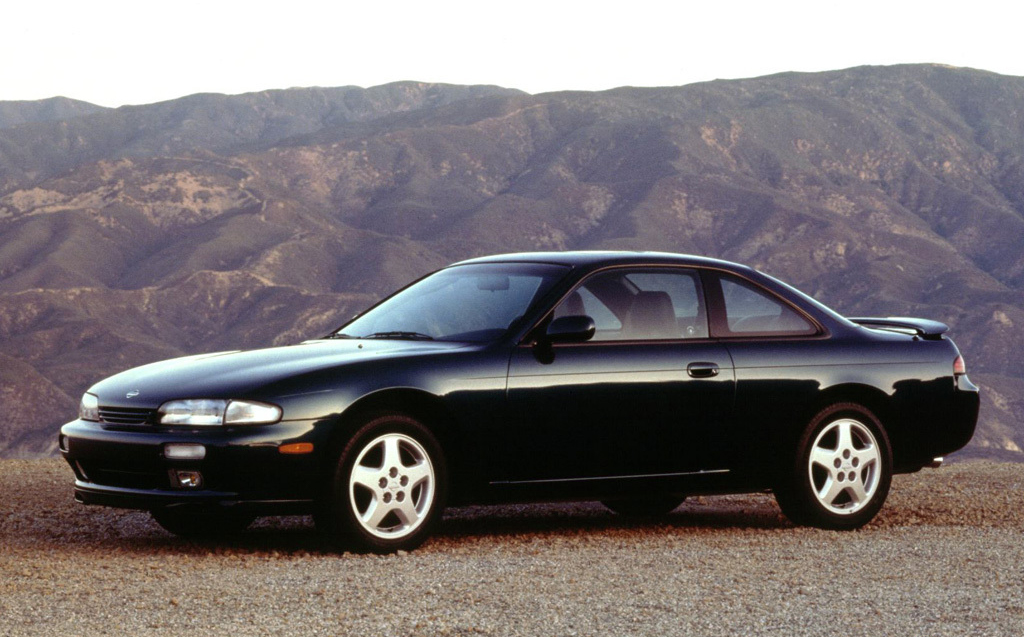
<box><xmin>98</xmin><ymin>406</ymin><xmax>157</xmax><ymax>426</ymax></box>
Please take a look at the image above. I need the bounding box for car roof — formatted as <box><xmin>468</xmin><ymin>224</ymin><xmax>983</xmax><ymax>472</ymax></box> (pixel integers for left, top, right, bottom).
<box><xmin>454</xmin><ymin>251</ymin><xmax>850</xmax><ymax>332</ymax></box>
<box><xmin>452</xmin><ymin>250</ymin><xmax>747</xmax><ymax>271</ymax></box>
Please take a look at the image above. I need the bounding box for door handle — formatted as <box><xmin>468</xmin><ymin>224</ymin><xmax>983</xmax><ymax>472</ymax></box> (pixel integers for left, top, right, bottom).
<box><xmin>687</xmin><ymin>362</ymin><xmax>720</xmax><ymax>378</ymax></box>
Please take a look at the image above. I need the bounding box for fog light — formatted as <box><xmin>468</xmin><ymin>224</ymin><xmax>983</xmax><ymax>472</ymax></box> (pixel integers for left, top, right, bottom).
<box><xmin>165</xmin><ymin>443</ymin><xmax>206</xmax><ymax>460</ymax></box>
<box><xmin>173</xmin><ymin>470</ymin><xmax>203</xmax><ymax>489</ymax></box>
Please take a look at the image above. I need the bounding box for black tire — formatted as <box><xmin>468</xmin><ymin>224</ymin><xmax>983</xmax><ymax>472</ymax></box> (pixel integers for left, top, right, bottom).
<box><xmin>774</xmin><ymin>403</ymin><xmax>892</xmax><ymax>530</ymax></box>
<box><xmin>150</xmin><ymin>508</ymin><xmax>255</xmax><ymax>538</ymax></box>
<box><xmin>317</xmin><ymin>413</ymin><xmax>447</xmax><ymax>553</ymax></box>
<box><xmin>601</xmin><ymin>495</ymin><xmax>685</xmax><ymax>516</ymax></box>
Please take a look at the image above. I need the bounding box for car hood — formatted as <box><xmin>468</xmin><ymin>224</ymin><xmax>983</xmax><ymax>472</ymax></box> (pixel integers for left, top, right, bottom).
<box><xmin>89</xmin><ymin>339</ymin><xmax>473</xmax><ymax>408</ymax></box>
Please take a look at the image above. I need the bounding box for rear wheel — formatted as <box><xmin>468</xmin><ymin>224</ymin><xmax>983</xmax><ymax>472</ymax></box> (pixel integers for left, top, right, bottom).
<box><xmin>150</xmin><ymin>508</ymin><xmax>255</xmax><ymax>538</ymax></box>
<box><xmin>775</xmin><ymin>403</ymin><xmax>892</xmax><ymax>530</ymax></box>
<box><xmin>601</xmin><ymin>495</ymin><xmax>685</xmax><ymax>516</ymax></box>
<box><xmin>318</xmin><ymin>413</ymin><xmax>446</xmax><ymax>553</ymax></box>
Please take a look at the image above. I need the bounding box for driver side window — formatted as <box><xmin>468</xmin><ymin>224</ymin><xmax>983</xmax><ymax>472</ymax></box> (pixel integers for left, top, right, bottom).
<box><xmin>552</xmin><ymin>268</ymin><xmax>708</xmax><ymax>341</ymax></box>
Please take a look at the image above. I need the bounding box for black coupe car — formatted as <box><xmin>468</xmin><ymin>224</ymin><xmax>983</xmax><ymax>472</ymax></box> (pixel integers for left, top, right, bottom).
<box><xmin>60</xmin><ymin>252</ymin><xmax>979</xmax><ymax>551</ymax></box>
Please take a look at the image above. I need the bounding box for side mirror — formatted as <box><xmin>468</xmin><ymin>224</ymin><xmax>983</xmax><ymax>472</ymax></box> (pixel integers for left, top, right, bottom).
<box><xmin>545</xmin><ymin>315</ymin><xmax>596</xmax><ymax>344</ymax></box>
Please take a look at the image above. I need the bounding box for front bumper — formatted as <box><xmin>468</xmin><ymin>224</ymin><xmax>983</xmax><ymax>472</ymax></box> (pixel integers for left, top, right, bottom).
<box><xmin>59</xmin><ymin>418</ymin><xmax>334</xmax><ymax>513</ymax></box>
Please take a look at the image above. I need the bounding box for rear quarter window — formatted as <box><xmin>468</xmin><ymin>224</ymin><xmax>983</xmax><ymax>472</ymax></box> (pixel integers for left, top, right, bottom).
<box><xmin>714</xmin><ymin>275</ymin><xmax>817</xmax><ymax>337</ymax></box>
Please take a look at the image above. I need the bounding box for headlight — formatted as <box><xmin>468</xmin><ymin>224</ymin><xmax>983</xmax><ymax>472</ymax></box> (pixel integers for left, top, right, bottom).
<box><xmin>158</xmin><ymin>399</ymin><xmax>282</xmax><ymax>426</ymax></box>
<box><xmin>80</xmin><ymin>393</ymin><xmax>99</xmax><ymax>422</ymax></box>
<box><xmin>225</xmin><ymin>400</ymin><xmax>283</xmax><ymax>424</ymax></box>
<box><xmin>159</xmin><ymin>399</ymin><xmax>226</xmax><ymax>426</ymax></box>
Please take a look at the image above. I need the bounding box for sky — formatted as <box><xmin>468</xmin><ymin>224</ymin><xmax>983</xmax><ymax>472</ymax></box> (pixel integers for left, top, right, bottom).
<box><xmin>3</xmin><ymin>0</ymin><xmax>1023</xmax><ymax>108</ymax></box>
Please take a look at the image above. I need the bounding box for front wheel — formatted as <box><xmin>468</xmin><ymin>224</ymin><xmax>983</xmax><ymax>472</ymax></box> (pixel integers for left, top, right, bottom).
<box><xmin>775</xmin><ymin>403</ymin><xmax>892</xmax><ymax>530</ymax></box>
<box><xmin>318</xmin><ymin>413</ymin><xmax>447</xmax><ymax>553</ymax></box>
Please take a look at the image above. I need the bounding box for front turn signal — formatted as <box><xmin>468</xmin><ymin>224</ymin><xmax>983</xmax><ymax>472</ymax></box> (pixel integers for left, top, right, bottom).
<box><xmin>279</xmin><ymin>442</ymin><xmax>314</xmax><ymax>455</ymax></box>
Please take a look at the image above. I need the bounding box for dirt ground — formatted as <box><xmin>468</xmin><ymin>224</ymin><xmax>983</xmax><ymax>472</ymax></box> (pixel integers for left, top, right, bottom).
<box><xmin>1</xmin><ymin>459</ymin><xmax>1022</xmax><ymax>636</ymax></box>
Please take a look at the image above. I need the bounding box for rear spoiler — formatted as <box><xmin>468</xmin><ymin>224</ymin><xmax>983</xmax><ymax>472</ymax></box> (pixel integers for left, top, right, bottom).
<box><xmin>848</xmin><ymin>317</ymin><xmax>949</xmax><ymax>340</ymax></box>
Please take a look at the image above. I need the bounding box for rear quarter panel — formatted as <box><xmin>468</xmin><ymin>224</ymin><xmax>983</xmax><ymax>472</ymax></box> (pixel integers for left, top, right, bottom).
<box><xmin>722</xmin><ymin>330</ymin><xmax>972</xmax><ymax>478</ymax></box>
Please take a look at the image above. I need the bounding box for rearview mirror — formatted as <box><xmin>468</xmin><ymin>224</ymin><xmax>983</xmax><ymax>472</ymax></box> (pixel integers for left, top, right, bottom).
<box><xmin>545</xmin><ymin>315</ymin><xmax>596</xmax><ymax>344</ymax></box>
<box><xmin>475</xmin><ymin>275</ymin><xmax>510</xmax><ymax>291</ymax></box>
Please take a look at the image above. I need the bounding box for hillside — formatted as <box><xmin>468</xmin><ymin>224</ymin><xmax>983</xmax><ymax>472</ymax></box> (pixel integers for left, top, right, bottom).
<box><xmin>0</xmin><ymin>66</ymin><xmax>1021</xmax><ymax>458</ymax></box>
<box><xmin>0</xmin><ymin>96</ymin><xmax>107</xmax><ymax>130</ymax></box>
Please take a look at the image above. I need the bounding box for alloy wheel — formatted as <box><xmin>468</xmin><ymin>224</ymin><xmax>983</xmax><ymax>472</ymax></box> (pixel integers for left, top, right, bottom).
<box><xmin>807</xmin><ymin>418</ymin><xmax>881</xmax><ymax>515</ymax></box>
<box><xmin>347</xmin><ymin>433</ymin><xmax>435</xmax><ymax>540</ymax></box>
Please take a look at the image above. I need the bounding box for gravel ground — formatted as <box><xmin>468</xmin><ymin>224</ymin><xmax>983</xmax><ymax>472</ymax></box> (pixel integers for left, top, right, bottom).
<box><xmin>1</xmin><ymin>459</ymin><xmax>1022</xmax><ymax>636</ymax></box>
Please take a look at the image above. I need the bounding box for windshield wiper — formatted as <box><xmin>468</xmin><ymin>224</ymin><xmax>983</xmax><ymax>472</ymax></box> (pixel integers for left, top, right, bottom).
<box><xmin>362</xmin><ymin>331</ymin><xmax>435</xmax><ymax>341</ymax></box>
<box><xmin>326</xmin><ymin>332</ymin><xmax>356</xmax><ymax>339</ymax></box>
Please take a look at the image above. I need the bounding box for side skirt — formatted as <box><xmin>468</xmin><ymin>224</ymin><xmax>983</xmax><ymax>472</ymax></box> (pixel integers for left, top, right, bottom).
<box><xmin>480</xmin><ymin>469</ymin><xmax>741</xmax><ymax>504</ymax></box>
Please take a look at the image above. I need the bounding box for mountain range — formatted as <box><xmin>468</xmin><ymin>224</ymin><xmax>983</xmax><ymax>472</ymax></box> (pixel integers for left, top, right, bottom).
<box><xmin>1</xmin><ymin>64</ymin><xmax>1021</xmax><ymax>460</ymax></box>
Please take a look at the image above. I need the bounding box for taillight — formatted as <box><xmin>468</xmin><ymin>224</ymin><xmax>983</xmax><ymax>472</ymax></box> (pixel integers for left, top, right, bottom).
<box><xmin>953</xmin><ymin>355</ymin><xmax>966</xmax><ymax>376</ymax></box>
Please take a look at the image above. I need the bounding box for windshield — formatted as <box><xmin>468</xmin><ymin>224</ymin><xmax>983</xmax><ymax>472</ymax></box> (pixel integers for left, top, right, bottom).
<box><xmin>335</xmin><ymin>263</ymin><xmax>570</xmax><ymax>342</ymax></box>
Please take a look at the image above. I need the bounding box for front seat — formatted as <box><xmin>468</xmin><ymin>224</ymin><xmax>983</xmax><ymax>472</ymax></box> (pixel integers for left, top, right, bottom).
<box><xmin>625</xmin><ymin>291</ymin><xmax>677</xmax><ymax>339</ymax></box>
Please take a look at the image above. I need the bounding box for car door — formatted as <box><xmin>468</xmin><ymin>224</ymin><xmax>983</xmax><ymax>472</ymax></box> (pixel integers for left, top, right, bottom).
<box><xmin>502</xmin><ymin>267</ymin><xmax>735</xmax><ymax>482</ymax></box>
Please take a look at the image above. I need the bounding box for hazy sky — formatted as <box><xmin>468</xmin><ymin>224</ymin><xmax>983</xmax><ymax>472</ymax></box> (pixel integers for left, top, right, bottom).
<box><xmin>4</xmin><ymin>0</ymin><xmax>1022</xmax><ymax>107</ymax></box>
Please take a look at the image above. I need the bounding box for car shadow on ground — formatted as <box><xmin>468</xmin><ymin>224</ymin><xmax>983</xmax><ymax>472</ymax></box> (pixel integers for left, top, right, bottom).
<box><xmin>437</xmin><ymin>497</ymin><xmax>789</xmax><ymax>541</ymax></box>
<box><xmin>11</xmin><ymin>496</ymin><xmax>790</xmax><ymax>556</ymax></box>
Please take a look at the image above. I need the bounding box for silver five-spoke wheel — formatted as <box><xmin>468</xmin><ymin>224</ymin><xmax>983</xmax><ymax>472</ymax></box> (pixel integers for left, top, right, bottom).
<box><xmin>319</xmin><ymin>413</ymin><xmax>446</xmax><ymax>553</ymax></box>
<box><xmin>807</xmin><ymin>418</ymin><xmax>880</xmax><ymax>515</ymax></box>
<box><xmin>349</xmin><ymin>433</ymin><xmax>435</xmax><ymax>540</ymax></box>
<box><xmin>775</xmin><ymin>403</ymin><xmax>892</xmax><ymax>530</ymax></box>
